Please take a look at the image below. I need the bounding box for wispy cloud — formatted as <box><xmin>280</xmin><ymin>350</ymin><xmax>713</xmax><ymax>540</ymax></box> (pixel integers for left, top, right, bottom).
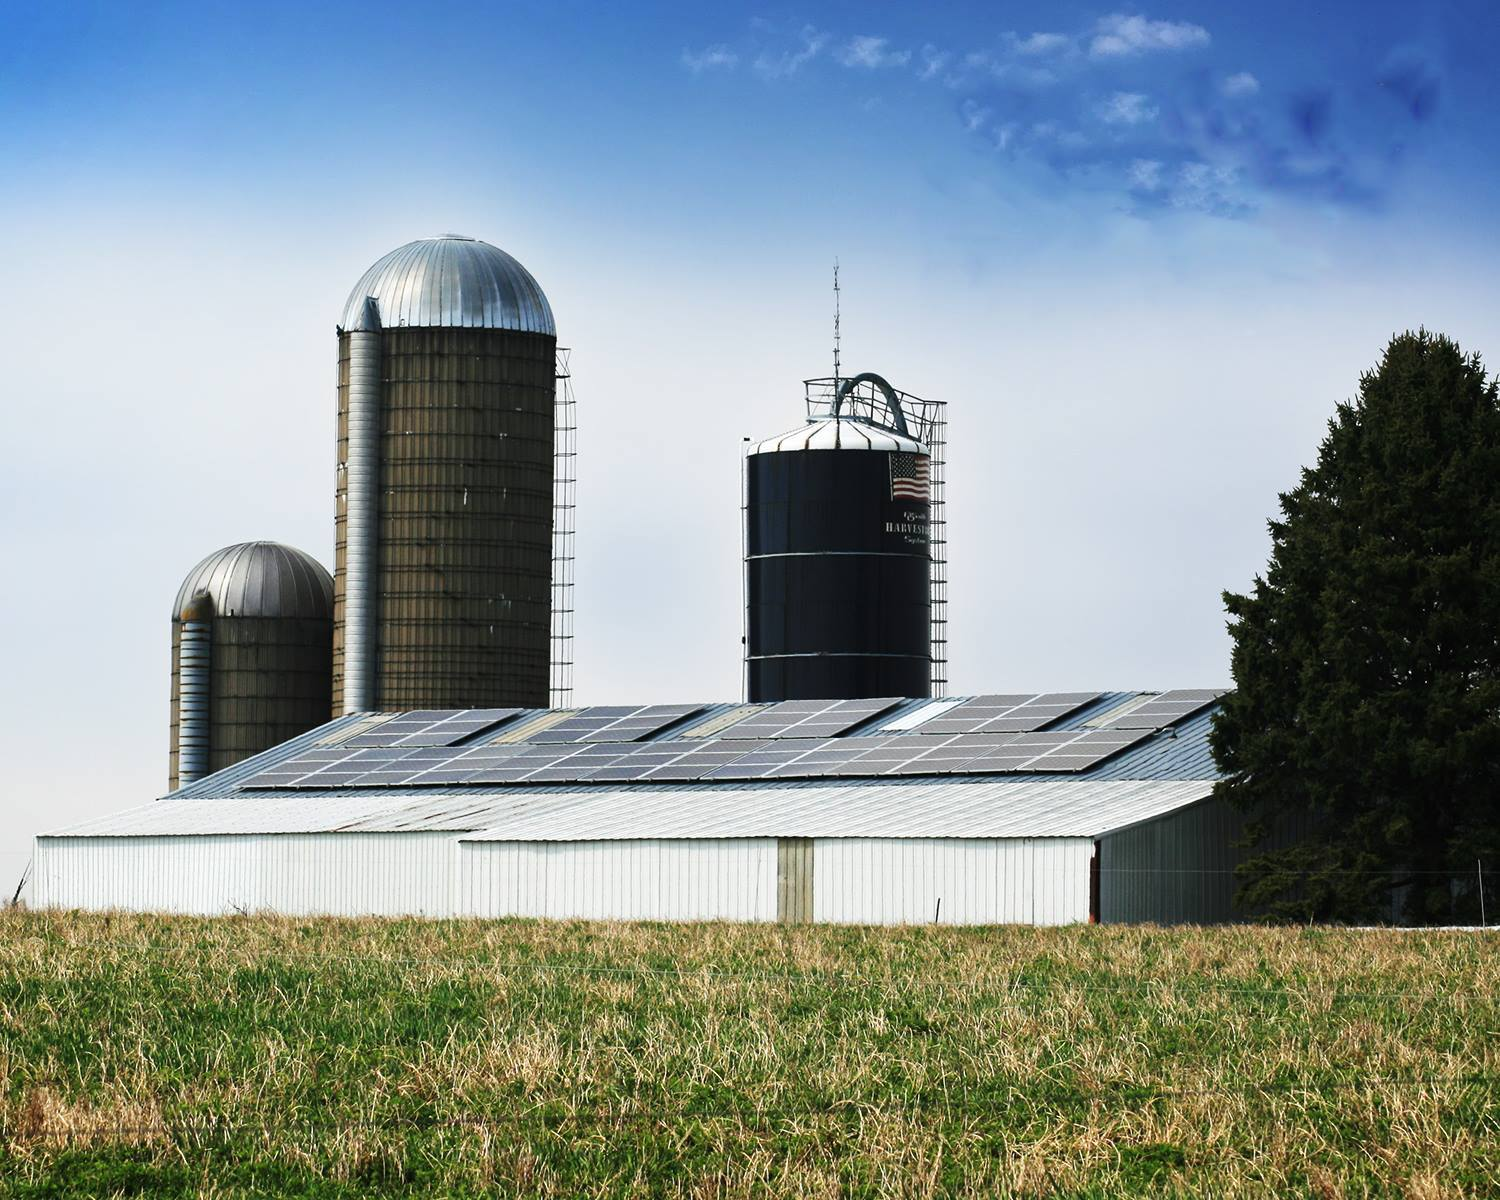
<box><xmin>1089</xmin><ymin>14</ymin><xmax>1209</xmax><ymax>58</ymax></box>
<box><xmin>1098</xmin><ymin>91</ymin><xmax>1159</xmax><ymax>125</ymax></box>
<box><xmin>1221</xmin><ymin>71</ymin><xmax>1260</xmax><ymax>97</ymax></box>
<box><xmin>1128</xmin><ymin>158</ymin><xmax>1164</xmax><ymax>190</ymax></box>
<box><xmin>753</xmin><ymin>25</ymin><xmax>828</xmax><ymax>78</ymax></box>
<box><xmin>1007</xmin><ymin>31</ymin><xmax>1072</xmax><ymax>57</ymax></box>
<box><xmin>837</xmin><ymin>35</ymin><xmax>911</xmax><ymax>69</ymax></box>
<box><xmin>918</xmin><ymin>44</ymin><xmax>950</xmax><ymax>81</ymax></box>
<box><xmin>686</xmin><ymin>13</ymin><xmax>1435</xmax><ymax>220</ymax></box>
<box><xmin>681</xmin><ymin>44</ymin><xmax>738</xmax><ymax>74</ymax></box>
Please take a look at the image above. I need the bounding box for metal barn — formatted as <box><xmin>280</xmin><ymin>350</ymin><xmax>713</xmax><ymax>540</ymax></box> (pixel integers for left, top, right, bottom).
<box><xmin>32</xmin><ymin>692</ymin><xmax>1252</xmax><ymax>926</ymax></box>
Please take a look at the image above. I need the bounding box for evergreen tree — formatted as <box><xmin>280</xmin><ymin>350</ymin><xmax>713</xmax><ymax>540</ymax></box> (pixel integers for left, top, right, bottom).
<box><xmin>1212</xmin><ymin>330</ymin><xmax>1500</xmax><ymax>923</ymax></box>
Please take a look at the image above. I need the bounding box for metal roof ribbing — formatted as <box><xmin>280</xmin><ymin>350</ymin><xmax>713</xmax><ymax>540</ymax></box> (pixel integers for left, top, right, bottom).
<box><xmin>747</xmin><ymin>418</ymin><xmax>927</xmax><ymax>456</ymax></box>
<box><xmin>172</xmin><ymin>542</ymin><xmax>332</xmax><ymax>620</ymax></box>
<box><xmin>42</xmin><ymin>779</ymin><xmax>1215</xmax><ymax>842</ymax></box>
<box><xmin>339</xmin><ymin>236</ymin><xmax>555</xmax><ymax>335</ymax></box>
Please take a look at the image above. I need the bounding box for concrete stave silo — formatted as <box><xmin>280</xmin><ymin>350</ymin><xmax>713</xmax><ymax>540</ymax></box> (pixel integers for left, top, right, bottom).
<box><xmin>169</xmin><ymin>541</ymin><xmax>333</xmax><ymax>789</ymax></box>
<box><xmin>333</xmin><ymin>235</ymin><xmax>557</xmax><ymax>714</ymax></box>
<box><xmin>745</xmin><ymin>373</ymin><xmax>936</xmax><ymax>702</ymax></box>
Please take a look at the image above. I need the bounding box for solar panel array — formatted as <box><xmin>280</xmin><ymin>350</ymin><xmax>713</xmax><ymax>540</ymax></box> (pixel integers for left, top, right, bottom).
<box><xmin>341</xmin><ymin>709</ymin><xmax>523</xmax><ymax>748</ymax></box>
<box><xmin>912</xmin><ymin>693</ymin><xmax>1102</xmax><ymax>736</ymax></box>
<box><xmin>1093</xmin><ymin>690</ymin><xmax>1225</xmax><ymax>730</ymax></box>
<box><xmin>521</xmin><ymin>704</ymin><xmax>707</xmax><ymax>743</ymax></box>
<box><xmin>241</xmin><ymin>727</ymin><xmax>1153</xmax><ymax>791</ymax></box>
<box><xmin>718</xmin><ymin>698</ymin><xmax>902</xmax><ymax>740</ymax></box>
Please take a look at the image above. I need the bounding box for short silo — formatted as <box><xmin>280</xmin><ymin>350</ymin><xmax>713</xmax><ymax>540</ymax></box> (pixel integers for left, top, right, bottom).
<box><xmin>334</xmin><ymin>235</ymin><xmax>556</xmax><ymax>714</ymax></box>
<box><xmin>169</xmin><ymin>542</ymin><xmax>334</xmax><ymax>790</ymax></box>
<box><xmin>745</xmin><ymin>373</ymin><xmax>933</xmax><ymax>702</ymax></box>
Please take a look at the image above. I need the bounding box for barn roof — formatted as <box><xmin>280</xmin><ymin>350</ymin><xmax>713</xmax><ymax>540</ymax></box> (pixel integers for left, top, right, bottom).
<box><xmin>43</xmin><ymin>691</ymin><xmax>1227</xmax><ymax>843</ymax></box>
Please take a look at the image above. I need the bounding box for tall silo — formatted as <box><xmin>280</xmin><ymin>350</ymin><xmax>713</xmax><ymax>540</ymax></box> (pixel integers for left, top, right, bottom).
<box><xmin>745</xmin><ymin>373</ymin><xmax>936</xmax><ymax>702</ymax></box>
<box><xmin>334</xmin><ymin>235</ymin><xmax>556</xmax><ymax>714</ymax></box>
<box><xmin>169</xmin><ymin>542</ymin><xmax>333</xmax><ymax>790</ymax></box>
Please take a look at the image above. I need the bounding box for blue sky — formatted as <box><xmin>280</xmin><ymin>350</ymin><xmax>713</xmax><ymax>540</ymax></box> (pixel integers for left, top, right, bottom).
<box><xmin>3</xmin><ymin>0</ymin><xmax>1500</xmax><ymax>876</ymax></box>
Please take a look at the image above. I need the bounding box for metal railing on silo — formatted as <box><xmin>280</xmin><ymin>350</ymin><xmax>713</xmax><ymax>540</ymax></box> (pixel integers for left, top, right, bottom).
<box><xmin>802</xmin><ymin>377</ymin><xmax>949</xmax><ymax>697</ymax></box>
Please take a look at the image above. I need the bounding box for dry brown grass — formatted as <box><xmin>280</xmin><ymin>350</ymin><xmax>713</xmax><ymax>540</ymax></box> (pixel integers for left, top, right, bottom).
<box><xmin>0</xmin><ymin>911</ymin><xmax>1494</xmax><ymax>1197</ymax></box>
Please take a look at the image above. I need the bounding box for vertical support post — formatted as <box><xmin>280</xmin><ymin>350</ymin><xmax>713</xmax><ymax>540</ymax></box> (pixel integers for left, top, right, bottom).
<box><xmin>177</xmin><ymin>592</ymin><xmax>214</xmax><ymax>786</ymax></box>
<box><xmin>343</xmin><ymin>298</ymin><xmax>382</xmax><ymax>714</ymax></box>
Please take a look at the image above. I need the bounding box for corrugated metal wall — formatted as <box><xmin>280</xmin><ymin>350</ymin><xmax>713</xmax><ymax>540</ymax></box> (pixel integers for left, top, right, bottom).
<box><xmin>814</xmin><ymin>837</ymin><xmax>1093</xmax><ymax>926</ymax></box>
<box><xmin>32</xmin><ymin>833</ymin><xmax>455</xmax><ymax>917</ymax></box>
<box><xmin>459</xmin><ymin>839</ymin><xmax>778</xmax><ymax>922</ymax></box>
<box><xmin>1098</xmin><ymin>796</ymin><xmax>1241</xmax><ymax>923</ymax></box>
<box><xmin>1098</xmin><ymin>794</ymin><xmax>1313</xmax><ymax>924</ymax></box>
<box><xmin>35</xmin><ymin>834</ymin><xmax>1095</xmax><ymax>925</ymax></box>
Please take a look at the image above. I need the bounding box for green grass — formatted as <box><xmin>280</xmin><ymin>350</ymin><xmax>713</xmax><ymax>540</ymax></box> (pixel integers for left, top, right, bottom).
<box><xmin>0</xmin><ymin>911</ymin><xmax>1495</xmax><ymax>1197</ymax></box>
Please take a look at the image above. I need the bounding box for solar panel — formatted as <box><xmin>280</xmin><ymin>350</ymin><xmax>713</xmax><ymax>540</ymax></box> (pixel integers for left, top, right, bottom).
<box><xmin>341</xmin><ymin>708</ymin><xmax>522</xmax><ymax>748</ymax></box>
<box><xmin>911</xmin><ymin>693</ymin><xmax>1102</xmax><ymax>736</ymax></box>
<box><xmin>579</xmin><ymin>704</ymin><xmax>706</xmax><ymax>742</ymax></box>
<box><xmin>522</xmin><ymin>743</ymin><xmax>635</xmax><ymax>782</ymax></box>
<box><xmin>587</xmin><ymin>746</ymin><xmax>694</xmax><ymax>782</ymax></box>
<box><xmin>965</xmin><ymin>728</ymin><xmax>1152</xmax><ymax>773</ymax></box>
<box><xmin>1093</xmin><ymin>690</ymin><xmax>1225</xmax><ymax>730</ymax></box>
<box><xmin>239</xmin><ymin>709</ymin><xmax>1159</xmax><ymax>791</ymax></box>
<box><xmin>718</xmin><ymin>698</ymin><xmax>901</xmax><ymax>740</ymax></box>
<box><xmin>703</xmin><ymin>739</ymin><xmax>837</xmax><ymax>780</ymax></box>
<box><xmin>640</xmin><ymin>740</ymin><xmax>775</xmax><ymax>781</ymax></box>
<box><xmin>527</xmin><ymin>704</ymin><xmax>707</xmax><ymax>743</ymax></box>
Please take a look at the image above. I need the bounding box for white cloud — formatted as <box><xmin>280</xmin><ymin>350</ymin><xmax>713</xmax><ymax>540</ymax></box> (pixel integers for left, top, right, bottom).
<box><xmin>1170</xmin><ymin>161</ymin><xmax>1241</xmax><ymax>211</ymax></box>
<box><xmin>681</xmin><ymin>44</ymin><xmax>738</xmax><ymax>73</ymax></box>
<box><xmin>754</xmin><ymin>26</ymin><xmax>828</xmax><ymax>78</ymax></box>
<box><xmin>1009</xmin><ymin>31</ymin><xmax>1071</xmax><ymax>56</ymax></box>
<box><xmin>836</xmin><ymin>35</ymin><xmax>911</xmax><ymax>69</ymax></box>
<box><xmin>1099</xmin><ymin>91</ymin><xmax>1160</xmax><ymax>126</ymax></box>
<box><xmin>918</xmin><ymin>44</ymin><xmax>950</xmax><ymax>80</ymax></box>
<box><xmin>1089</xmin><ymin>14</ymin><xmax>1209</xmax><ymax>58</ymax></box>
<box><xmin>1221</xmin><ymin>71</ymin><xmax>1260</xmax><ymax>97</ymax></box>
<box><xmin>1129</xmin><ymin>158</ymin><xmax>1164</xmax><ymax>190</ymax></box>
<box><xmin>961</xmin><ymin>99</ymin><xmax>991</xmax><ymax>132</ymax></box>
<box><xmin>960</xmin><ymin>50</ymin><xmax>1058</xmax><ymax>88</ymax></box>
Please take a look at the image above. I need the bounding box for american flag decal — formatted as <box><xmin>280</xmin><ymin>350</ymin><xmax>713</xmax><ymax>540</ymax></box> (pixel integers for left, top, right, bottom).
<box><xmin>890</xmin><ymin>452</ymin><xmax>931</xmax><ymax>502</ymax></box>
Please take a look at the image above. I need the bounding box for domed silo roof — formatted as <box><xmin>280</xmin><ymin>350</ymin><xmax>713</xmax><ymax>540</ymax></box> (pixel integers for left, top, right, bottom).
<box><xmin>173</xmin><ymin>542</ymin><xmax>333</xmax><ymax>620</ymax></box>
<box><xmin>338</xmin><ymin>235</ymin><xmax>555</xmax><ymax>335</ymax></box>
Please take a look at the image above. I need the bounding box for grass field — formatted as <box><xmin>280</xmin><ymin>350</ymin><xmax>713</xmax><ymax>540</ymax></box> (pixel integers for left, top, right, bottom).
<box><xmin>0</xmin><ymin>912</ymin><xmax>1495</xmax><ymax>1198</ymax></box>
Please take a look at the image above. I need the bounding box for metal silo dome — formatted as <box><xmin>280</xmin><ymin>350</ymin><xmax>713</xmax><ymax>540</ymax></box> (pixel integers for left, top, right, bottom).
<box><xmin>172</xmin><ymin>541</ymin><xmax>333</xmax><ymax>620</ymax></box>
<box><xmin>338</xmin><ymin>235</ymin><xmax>555</xmax><ymax>334</ymax></box>
<box><xmin>168</xmin><ymin>543</ymin><xmax>334</xmax><ymax>791</ymax></box>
